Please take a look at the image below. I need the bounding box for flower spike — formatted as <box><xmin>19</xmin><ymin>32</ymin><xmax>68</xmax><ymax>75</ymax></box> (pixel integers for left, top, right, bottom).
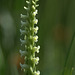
<box><xmin>19</xmin><ymin>0</ymin><xmax>40</xmax><ymax>74</ymax></box>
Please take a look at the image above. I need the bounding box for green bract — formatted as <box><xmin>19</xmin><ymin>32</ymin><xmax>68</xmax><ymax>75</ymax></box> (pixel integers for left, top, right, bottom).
<box><xmin>19</xmin><ymin>0</ymin><xmax>40</xmax><ymax>75</ymax></box>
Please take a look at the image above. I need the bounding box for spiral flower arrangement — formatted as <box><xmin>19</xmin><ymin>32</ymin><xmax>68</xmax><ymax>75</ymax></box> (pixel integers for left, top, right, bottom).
<box><xmin>19</xmin><ymin>0</ymin><xmax>40</xmax><ymax>75</ymax></box>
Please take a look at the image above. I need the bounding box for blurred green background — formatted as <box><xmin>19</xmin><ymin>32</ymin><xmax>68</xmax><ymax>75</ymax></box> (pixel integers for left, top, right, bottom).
<box><xmin>0</xmin><ymin>0</ymin><xmax>75</xmax><ymax>75</ymax></box>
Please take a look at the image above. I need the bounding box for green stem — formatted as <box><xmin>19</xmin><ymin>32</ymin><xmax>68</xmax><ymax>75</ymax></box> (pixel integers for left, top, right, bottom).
<box><xmin>62</xmin><ymin>32</ymin><xmax>75</xmax><ymax>75</ymax></box>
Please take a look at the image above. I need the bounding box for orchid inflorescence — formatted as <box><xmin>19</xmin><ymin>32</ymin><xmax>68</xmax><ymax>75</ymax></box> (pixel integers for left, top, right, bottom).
<box><xmin>19</xmin><ymin>0</ymin><xmax>40</xmax><ymax>75</ymax></box>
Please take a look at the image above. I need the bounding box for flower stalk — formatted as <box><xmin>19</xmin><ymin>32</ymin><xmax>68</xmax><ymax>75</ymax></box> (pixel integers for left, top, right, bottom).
<box><xmin>19</xmin><ymin>0</ymin><xmax>40</xmax><ymax>75</ymax></box>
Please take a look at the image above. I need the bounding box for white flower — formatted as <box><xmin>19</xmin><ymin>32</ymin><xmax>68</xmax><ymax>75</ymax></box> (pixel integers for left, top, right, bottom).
<box><xmin>34</xmin><ymin>26</ymin><xmax>39</xmax><ymax>34</ymax></box>
<box><xmin>20</xmin><ymin>29</ymin><xmax>27</xmax><ymax>35</ymax></box>
<box><xmin>20</xmin><ymin>39</ymin><xmax>26</xmax><ymax>46</ymax></box>
<box><xmin>19</xmin><ymin>50</ymin><xmax>28</xmax><ymax>57</ymax></box>
<box><xmin>21</xmin><ymin>20</ymin><xmax>26</xmax><ymax>25</ymax></box>
<box><xmin>34</xmin><ymin>71</ymin><xmax>40</xmax><ymax>75</ymax></box>
<box><xmin>30</xmin><ymin>35</ymin><xmax>38</xmax><ymax>42</ymax></box>
<box><xmin>33</xmin><ymin>46</ymin><xmax>40</xmax><ymax>53</ymax></box>
<box><xmin>33</xmin><ymin>10</ymin><xmax>38</xmax><ymax>16</ymax></box>
<box><xmin>21</xmin><ymin>20</ymin><xmax>29</xmax><ymax>27</ymax></box>
<box><xmin>31</xmin><ymin>57</ymin><xmax>39</xmax><ymax>65</ymax></box>
<box><xmin>20</xmin><ymin>14</ymin><xmax>28</xmax><ymax>18</ymax></box>
<box><xmin>24</xmin><ymin>6</ymin><xmax>28</xmax><ymax>10</ymax></box>
<box><xmin>33</xmin><ymin>18</ymin><xmax>38</xmax><ymax>24</ymax></box>
<box><xmin>20</xmin><ymin>63</ymin><xmax>29</xmax><ymax>69</ymax></box>
<box><xmin>33</xmin><ymin>36</ymin><xmax>38</xmax><ymax>42</ymax></box>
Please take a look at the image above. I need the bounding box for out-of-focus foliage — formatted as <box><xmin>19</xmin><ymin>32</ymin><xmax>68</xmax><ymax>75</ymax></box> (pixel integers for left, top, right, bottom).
<box><xmin>0</xmin><ymin>0</ymin><xmax>75</xmax><ymax>75</ymax></box>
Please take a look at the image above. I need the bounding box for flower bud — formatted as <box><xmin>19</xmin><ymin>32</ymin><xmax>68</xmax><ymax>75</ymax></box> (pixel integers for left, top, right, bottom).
<box><xmin>32</xmin><ymin>5</ymin><xmax>36</xmax><ymax>11</ymax></box>
<box><xmin>26</xmin><ymin>1</ymin><xmax>30</xmax><ymax>4</ymax></box>
<box><xmin>32</xmin><ymin>1</ymin><xmax>35</xmax><ymax>5</ymax></box>
<box><xmin>36</xmin><ymin>4</ymin><xmax>39</xmax><ymax>7</ymax></box>
<box><xmin>24</xmin><ymin>6</ymin><xmax>30</xmax><ymax>11</ymax></box>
